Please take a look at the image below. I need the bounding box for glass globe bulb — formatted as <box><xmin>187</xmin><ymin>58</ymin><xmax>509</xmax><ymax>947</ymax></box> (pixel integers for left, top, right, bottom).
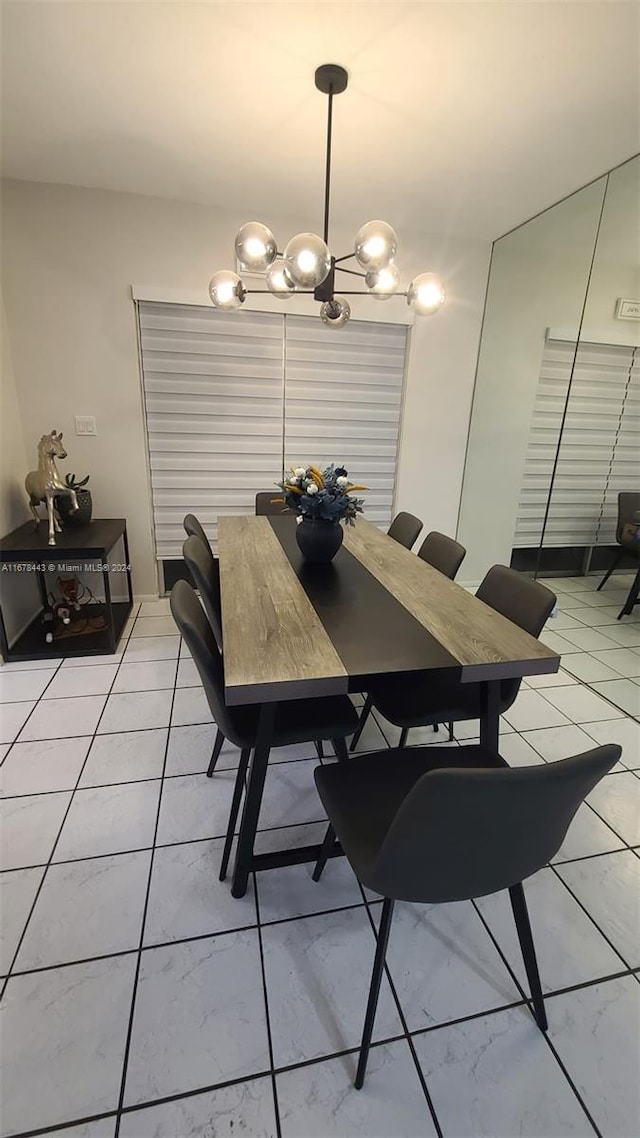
<box><xmin>283</xmin><ymin>233</ymin><xmax>331</xmax><ymax>289</ymax></box>
<box><xmin>407</xmin><ymin>273</ymin><xmax>446</xmax><ymax>316</ymax></box>
<box><xmin>365</xmin><ymin>264</ymin><xmax>400</xmax><ymax>300</ymax></box>
<box><xmin>208</xmin><ymin>270</ymin><xmax>246</xmax><ymax>310</ymax></box>
<box><xmin>234</xmin><ymin>222</ymin><xmax>277</xmax><ymax>272</ymax></box>
<box><xmin>266</xmin><ymin>261</ymin><xmax>296</xmax><ymax>299</ymax></box>
<box><xmin>320</xmin><ymin>296</ymin><xmax>351</xmax><ymax>329</ymax></box>
<box><xmin>354</xmin><ymin>220</ymin><xmax>398</xmax><ymax>270</ymax></box>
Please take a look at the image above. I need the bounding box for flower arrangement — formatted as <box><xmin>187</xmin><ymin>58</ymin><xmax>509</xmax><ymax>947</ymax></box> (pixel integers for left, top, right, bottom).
<box><xmin>274</xmin><ymin>464</ymin><xmax>368</xmax><ymax>525</ymax></box>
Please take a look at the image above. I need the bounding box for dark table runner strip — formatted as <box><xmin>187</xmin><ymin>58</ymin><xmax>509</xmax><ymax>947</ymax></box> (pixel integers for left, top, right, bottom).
<box><xmin>269</xmin><ymin>516</ymin><xmax>461</xmax><ymax>686</ymax></box>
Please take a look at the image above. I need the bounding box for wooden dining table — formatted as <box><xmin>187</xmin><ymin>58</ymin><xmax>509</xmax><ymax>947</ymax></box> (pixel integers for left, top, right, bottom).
<box><xmin>218</xmin><ymin>514</ymin><xmax>560</xmax><ymax>897</ymax></box>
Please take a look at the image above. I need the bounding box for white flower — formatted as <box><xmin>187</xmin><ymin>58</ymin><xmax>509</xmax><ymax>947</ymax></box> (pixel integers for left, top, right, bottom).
<box><xmin>306</xmin><ymin>483</ymin><xmax>318</xmax><ymax>495</ymax></box>
<box><xmin>336</xmin><ymin>475</ymin><xmax>349</xmax><ymax>487</ymax></box>
<box><xmin>294</xmin><ymin>467</ymin><xmax>306</xmax><ymax>478</ymax></box>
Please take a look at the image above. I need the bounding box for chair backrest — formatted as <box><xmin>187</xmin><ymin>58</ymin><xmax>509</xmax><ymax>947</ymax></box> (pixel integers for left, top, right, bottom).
<box><xmin>417</xmin><ymin>531</ymin><xmax>466</xmax><ymax>579</ymax></box>
<box><xmin>387</xmin><ymin>512</ymin><xmax>423</xmax><ymax>550</ymax></box>
<box><xmin>475</xmin><ymin>565</ymin><xmax>556</xmax><ymax>711</ymax></box>
<box><xmin>617</xmin><ymin>492</ymin><xmax>640</xmax><ymax>543</ymax></box>
<box><xmin>170</xmin><ymin>579</ymin><xmax>240</xmax><ymax>745</ymax></box>
<box><xmin>182</xmin><ymin>535</ymin><xmax>223</xmax><ymax>649</ymax></box>
<box><xmin>255</xmin><ymin>492</ymin><xmax>287</xmax><ymax>517</ymax></box>
<box><xmin>183</xmin><ymin>514</ymin><xmax>212</xmax><ymax>554</ymax></box>
<box><xmin>372</xmin><ymin>745</ymin><xmax>621</xmax><ymax>904</ymax></box>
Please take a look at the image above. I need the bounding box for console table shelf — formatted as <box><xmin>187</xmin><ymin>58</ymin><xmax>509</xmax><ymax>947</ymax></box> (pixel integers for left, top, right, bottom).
<box><xmin>0</xmin><ymin>518</ymin><xmax>133</xmax><ymax>661</ymax></box>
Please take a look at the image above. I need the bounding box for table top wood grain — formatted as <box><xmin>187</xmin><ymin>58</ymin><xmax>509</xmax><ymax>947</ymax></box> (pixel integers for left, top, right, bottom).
<box><xmin>218</xmin><ymin>515</ymin><xmax>559</xmax><ymax>705</ymax></box>
<box><xmin>218</xmin><ymin>516</ymin><xmax>347</xmax><ymax>705</ymax></box>
<box><xmin>343</xmin><ymin>519</ymin><xmax>558</xmax><ymax>682</ymax></box>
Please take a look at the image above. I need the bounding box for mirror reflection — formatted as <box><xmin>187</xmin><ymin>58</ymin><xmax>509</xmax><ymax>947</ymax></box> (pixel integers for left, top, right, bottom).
<box><xmin>459</xmin><ymin>156</ymin><xmax>640</xmax><ymax>717</ymax></box>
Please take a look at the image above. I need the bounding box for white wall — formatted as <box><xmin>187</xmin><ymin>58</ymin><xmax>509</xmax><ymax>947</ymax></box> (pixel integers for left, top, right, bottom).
<box><xmin>0</xmin><ymin>298</ymin><xmax>29</xmax><ymax>536</ymax></box>
<box><xmin>1</xmin><ymin>296</ymin><xmax>40</xmax><ymax>645</ymax></box>
<box><xmin>2</xmin><ymin>178</ymin><xmax>490</xmax><ymax>595</ymax></box>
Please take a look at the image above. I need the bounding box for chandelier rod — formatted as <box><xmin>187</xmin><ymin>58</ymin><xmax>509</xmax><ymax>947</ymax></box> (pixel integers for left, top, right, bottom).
<box><xmin>322</xmin><ymin>85</ymin><xmax>334</xmax><ymax>245</ymax></box>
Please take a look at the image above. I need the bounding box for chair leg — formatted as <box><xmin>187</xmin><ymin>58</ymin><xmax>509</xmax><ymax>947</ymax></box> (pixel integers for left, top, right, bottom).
<box><xmin>448</xmin><ymin>722</ymin><xmax>454</xmax><ymax>742</ymax></box>
<box><xmin>312</xmin><ymin>823</ymin><xmax>336</xmax><ymax>882</ymax></box>
<box><xmin>399</xmin><ymin>727</ymin><xmax>409</xmax><ymax>748</ymax></box>
<box><xmin>314</xmin><ymin>739</ymin><xmax>324</xmax><ymax>760</ymax></box>
<box><xmin>509</xmin><ymin>883</ymin><xmax>548</xmax><ymax>1032</ymax></box>
<box><xmin>433</xmin><ymin>723</ymin><xmax>439</xmax><ymax>733</ymax></box>
<box><xmin>206</xmin><ymin>728</ymin><xmax>225</xmax><ymax>777</ymax></box>
<box><xmin>219</xmin><ymin>747</ymin><xmax>251</xmax><ymax>881</ymax></box>
<box><xmin>355</xmin><ymin>897</ymin><xmax>395</xmax><ymax>1090</ymax></box>
<box><xmin>597</xmin><ymin>549</ymin><xmax>622</xmax><ymax>591</ymax></box>
<box><xmin>332</xmin><ymin>737</ymin><xmax>349</xmax><ymax>764</ymax></box>
<box><xmin>350</xmin><ymin>694</ymin><xmax>373</xmax><ymax>751</ymax></box>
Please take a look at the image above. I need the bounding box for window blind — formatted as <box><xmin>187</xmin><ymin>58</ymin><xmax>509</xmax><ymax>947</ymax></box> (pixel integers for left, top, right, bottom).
<box><xmin>138</xmin><ymin>303</ymin><xmax>408</xmax><ymax>558</ymax></box>
<box><xmin>514</xmin><ymin>338</ymin><xmax>640</xmax><ymax>549</ymax></box>
<box><xmin>138</xmin><ymin>303</ymin><xmax>284</xmax><ymax>559</ymax></box>
<box><xmin>283</xmin><ymin>315</ymin><xmax>407</xmax><ymax>529</ymax></box>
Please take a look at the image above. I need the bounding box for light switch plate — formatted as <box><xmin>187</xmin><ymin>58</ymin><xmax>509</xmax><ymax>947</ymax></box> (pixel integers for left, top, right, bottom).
<box><xmin>74</xmin><ymin>415</ymin><xmax>97</xmax><ymax>436</ymax></box>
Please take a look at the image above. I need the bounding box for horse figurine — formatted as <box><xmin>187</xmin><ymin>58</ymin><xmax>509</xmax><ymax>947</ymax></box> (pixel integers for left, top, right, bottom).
<box><xmin>25</xmin><ymin>430</ymin><xmax>78</xmax><ymax>545</ymax></box>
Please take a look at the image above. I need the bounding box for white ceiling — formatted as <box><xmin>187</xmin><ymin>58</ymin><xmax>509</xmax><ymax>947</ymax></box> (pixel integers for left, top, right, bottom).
<box><xmin>1</xmin><ymin>1</ymin><xmax>638</xmax><ymax>240</ymax></box>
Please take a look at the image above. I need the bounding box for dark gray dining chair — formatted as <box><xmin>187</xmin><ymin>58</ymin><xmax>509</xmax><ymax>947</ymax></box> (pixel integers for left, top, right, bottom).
<box><xmin>350</xmin><ymin>565</ymin><xmax>555</xmax><ymax>751</ymax></box>
<box><xmin>597</xmin><ymin>492</ymin><xmax>640</xmax><ymax>590</ymax></box>
<box><xmin>183</xmin><ymin>513</ymin><xmax>213</xmax><ymax>554</ymax></box>
<box><xmin>313</xmin><ymin>740</ymin><xmax>621</xmax><ymax>1088</ymax></box>
<box><xmin>387</xmin><ymin>512</ymin><xmax>423</xmax><ymax>550</ymax></box>
<box><xmin>255</xmin><ymin>492</ymin><xmax>288</xmax><ymax>516</ymax></box>
<box><xmin>181</xmin><ymin>535</ymin><xmax>227</xmax><ymax>776</ymax></box>
<box><xmin>170</xmin><ymin>580</ymin><xmax>359</xmax><ymax>880</ymax></box>
<box><xmin>417</xmin><ymin>531</ymin><xmax>466</xmax><ymax>579</ymax></box>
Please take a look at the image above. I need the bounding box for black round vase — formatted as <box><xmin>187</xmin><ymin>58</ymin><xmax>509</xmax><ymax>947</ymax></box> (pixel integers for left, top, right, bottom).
<box><xmin>295</xmin><ymin>518</ymin><xmax>343</xmax><ymax>563</ymax></box>
<box><xmin>56</xmin><ymin>489</ymin><xmax>93</xmax><ymax>527</ymax></box>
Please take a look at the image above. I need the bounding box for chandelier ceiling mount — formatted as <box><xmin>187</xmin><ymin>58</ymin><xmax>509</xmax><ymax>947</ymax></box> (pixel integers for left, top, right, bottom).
<box><xmin>208</xmin><ymin>64</ymin><xmax>446</xmax><ymax>328</ymax></box>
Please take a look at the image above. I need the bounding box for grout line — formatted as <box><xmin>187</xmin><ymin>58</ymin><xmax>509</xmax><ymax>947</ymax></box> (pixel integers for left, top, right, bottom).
<box><xmin>252</xmin><ymin>871</ymin><xmax>283</xmax><ymax>1138</ymax></box>
<box><xmin>113</xmin><ymin>677</ymin><xmax>178</xmax><ymax>1138</ymax></box>
<box><xmin>0</xmin><ymin>751</ymin><xmax>325</xmax><ymax>800</ymax></box>
<box><xmin>548</xmin><ymin>861</ymin><xmax>636</xmax><ymax>972</ymax></box>
<box><xmin>358</xmin><ymin>885</ymin><xmax>444</xmax><ymax>1137</ymax></box>
<box><xmin>0</xmin><ymin>641</ymin><xmax>133</xmax><ymax>997</ymax></box>
<box><xmin>468</xmin><ymin>897</ymin><xmax>603</xmax><ymax>1137</ymax></box>
<box><xmin>4</xmin><ymin>898</ymin><xmax>386</xmax><ymax>982</ymax></box>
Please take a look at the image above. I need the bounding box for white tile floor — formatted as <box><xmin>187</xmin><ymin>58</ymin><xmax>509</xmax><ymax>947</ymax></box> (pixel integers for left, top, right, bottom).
<box><xmin>541</xmin><ymin>572</ymin><xmax>640</xmax><ymax>719</ymax></box>
<box><xmin>0</xmin><ymin>594</ymin><xmax>639</xmax><ymax>1138</ymax></box>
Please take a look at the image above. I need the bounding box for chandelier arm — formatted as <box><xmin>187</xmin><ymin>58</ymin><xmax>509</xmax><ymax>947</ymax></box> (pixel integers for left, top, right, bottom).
<box><xmin>243</xmin><ymin>288</ymin><xmax>315</xmax><ymax>295</ymax></box>
<box><xmin>333</xmin><ymin>253</ymin><xmax>356</xmax><ymax>264</ymax></box>
<box><xmin>336</xmin><ymin>266</ymin><xmax>366</xmax><ymax>279</ymax></box>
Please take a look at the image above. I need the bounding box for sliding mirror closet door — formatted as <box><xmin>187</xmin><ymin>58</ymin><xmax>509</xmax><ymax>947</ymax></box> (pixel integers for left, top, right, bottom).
<box><xmin>457</xmin><ymin>177</ymin><xmax>607</xmax><ymax>584</ymax></box>
<box><xmin>537</xmin><ymin>157</ymin><xmax>640</xmax><ymax>716</ymax></box>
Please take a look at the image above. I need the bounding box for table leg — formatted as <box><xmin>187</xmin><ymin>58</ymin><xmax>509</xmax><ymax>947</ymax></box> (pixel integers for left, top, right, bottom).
<box><xmin>102</xmin><ymin>561</ymin><xmax>116</xmax><ymax>652</ymax></box>
<box><xmin>122</xmin><ymin>527</ymin><xmax>134</xmax><ymax>614</ymax></box>
<box><xmin>479</xmin><ymin>679</ymin><xmax>501</xmax><ymax>753</ymax></box>
<box><xmin>231</xmin><ymin>701</ymin><xmax>277</xmax><ymax>898</ymax></box>
<box><xmin>617</xmin><ymin>566</ymin><xmax>640</xmax><ymax>620</ymax></box>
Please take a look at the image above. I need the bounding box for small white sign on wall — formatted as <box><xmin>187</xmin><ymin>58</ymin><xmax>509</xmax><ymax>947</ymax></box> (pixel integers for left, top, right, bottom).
<box><xmin>615</xmin><ymin>298</ymin><xmax>640</xmax><ymax>321</ymax></box>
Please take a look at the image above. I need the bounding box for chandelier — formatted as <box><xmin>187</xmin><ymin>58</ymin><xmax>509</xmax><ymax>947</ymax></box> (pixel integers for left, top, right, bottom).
<box><xmin>208</xmin><ymin>64</ymin><xmax>446</xmax><ymax>329</ymax></box>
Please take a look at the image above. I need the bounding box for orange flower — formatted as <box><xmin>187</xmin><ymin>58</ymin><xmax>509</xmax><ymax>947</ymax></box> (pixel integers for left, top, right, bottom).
<box><xmin>309</xmin><ymin>465</ymin><xmax>325</xmax><ymax>489</ymax></box>
<box><xmin>346</xmin><ymin>484</ymin><xmax>369</xmax><ymax>492</ymax></box>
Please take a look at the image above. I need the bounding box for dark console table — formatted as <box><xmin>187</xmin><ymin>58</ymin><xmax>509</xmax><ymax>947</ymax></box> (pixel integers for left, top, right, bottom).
<box><xmin>0</xmin><ymin>518</ymin><xmax>133</xmax><ymax>661</ymax></box>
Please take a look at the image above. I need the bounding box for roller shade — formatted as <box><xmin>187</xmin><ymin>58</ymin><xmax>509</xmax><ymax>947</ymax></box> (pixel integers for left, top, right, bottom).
<box><xmin>283</xmin><ymin>315</ymin><xmax>407</xmax><ymax>529</ymax></box>
<box><xmin>138</xmin><ymin>302</ymin><xmax>408</xmax><ymax>558</ymax></box>
<box><xmin>138</xmin><ymin>303</ymin><xmax>284</xmax><ymax>558</ymax></box>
